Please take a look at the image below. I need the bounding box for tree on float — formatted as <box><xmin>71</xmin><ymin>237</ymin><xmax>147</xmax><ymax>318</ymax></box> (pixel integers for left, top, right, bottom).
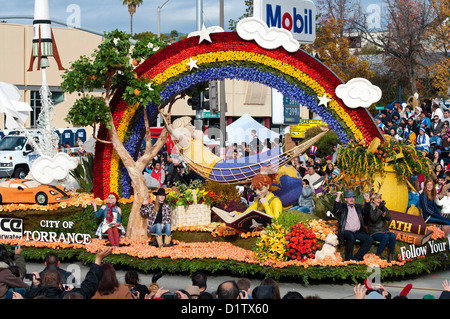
<box><xmin>61</xmin><ymin>30</ymin><xmax>171</xmax><ymax>239</ymax></box>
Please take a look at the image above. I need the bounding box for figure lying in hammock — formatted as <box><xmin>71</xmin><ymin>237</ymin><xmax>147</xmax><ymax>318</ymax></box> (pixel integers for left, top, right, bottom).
<box><xmin>167</xmin><ymin>116</ymin><xmax>328</xmax><ymax>184</ymax></box>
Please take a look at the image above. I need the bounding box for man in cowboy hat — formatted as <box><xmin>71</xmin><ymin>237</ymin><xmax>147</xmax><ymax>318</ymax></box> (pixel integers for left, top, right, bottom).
<box><xmin>140</xmin><ymin>188</ymin><xmax>173</xmax><ymax>247</ymax></box>
<box><xmin>333</xmin><ymin>190</ymin><xmax>373</xmax><ymax>261</ymax></box>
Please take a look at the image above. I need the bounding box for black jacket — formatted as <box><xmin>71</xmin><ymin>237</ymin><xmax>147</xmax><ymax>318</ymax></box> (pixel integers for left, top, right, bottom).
<box><xmin>365</xmin><ymin>202</ymin><xmax>391</xmax><ymax>235</ymax></box>
<box><xmin>332</xmin><ymin>200</ymin><xmax>370</xmax><ymax>244</ymax></box>
<box><xmin>26</xmin><ymin>263</ymin><xmax>103</xmax><ymax>299</ymax></box>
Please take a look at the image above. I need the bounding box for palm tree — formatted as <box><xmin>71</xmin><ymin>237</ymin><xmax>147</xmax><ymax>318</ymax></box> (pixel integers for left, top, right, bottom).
<box><xmin>123</xmin><ymin>0</ymin><xmax>143</xmax><ymax>35</ymax></box>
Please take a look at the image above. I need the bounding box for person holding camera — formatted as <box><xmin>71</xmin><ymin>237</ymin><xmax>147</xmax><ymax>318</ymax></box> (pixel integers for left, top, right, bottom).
<box><xmin>0</xmin><ymin>244</ymin><xmax>29</xmax><ymax>299</ymax></box>
<box><xmin>26</xmin><ymin>247</ymin><xmax>113</xmax><ymax>299</ymax></box>
<box><xmin>365</xmin><ymin>193</ymin><xmax>396</xmax><ymax>263</ymax></box>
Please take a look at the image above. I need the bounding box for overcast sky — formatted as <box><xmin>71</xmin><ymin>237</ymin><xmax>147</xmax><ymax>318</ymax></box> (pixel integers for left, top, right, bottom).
<box><xmin>1</xmin><ymin>0</ymin><xmax>248</xmax><ymax>35</ymax></box>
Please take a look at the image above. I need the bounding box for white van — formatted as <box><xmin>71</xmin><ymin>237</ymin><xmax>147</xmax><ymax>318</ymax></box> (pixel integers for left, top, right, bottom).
<box><xmin>0</xmin><ymin>135</ymin><xmax>39</xmax><ymax>179</ymax></box>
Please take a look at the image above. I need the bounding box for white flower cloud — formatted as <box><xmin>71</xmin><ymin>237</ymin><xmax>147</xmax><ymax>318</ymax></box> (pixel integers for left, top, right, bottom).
<box><xmin>335</xmin><ymin>78</ymin><xmax>382</xmax><ymax>109</ymax></box>
<box><xmin>236</xmin><ymin>17</ymin><xmax>300</xmax><ymax>53</ymax></box>
<box><xmin>31</xmin><ymin>153</ymin><xmax>78</xmax><ymax>185</ymax></box>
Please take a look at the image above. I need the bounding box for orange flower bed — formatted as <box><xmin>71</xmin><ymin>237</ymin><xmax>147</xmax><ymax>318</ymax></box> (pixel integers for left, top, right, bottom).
<box><xmin>308</xmin><ymin>219</ymin><xmax>338</xmax><ymax>241</ymax></box>
<box><xmin>0</xmin><ymin>192</ymin><xmax>135</xmax><ymax>213</ymax></box>
<box><xmin>0</xmin><ymin>236</ymin><xmax>409</xmax><ymax>269</ymax></box>
<box><xmin>427</xmin><ymin>224</ymin><xmax>446</xmax><ymax>240</ymax></box>
<box><xmin>174</xmin><ymin>222</ymin><xmax>262</xmax><ymax>238</ymax></box>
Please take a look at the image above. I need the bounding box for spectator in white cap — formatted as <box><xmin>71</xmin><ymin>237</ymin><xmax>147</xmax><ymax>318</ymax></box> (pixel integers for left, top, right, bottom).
<box><xmin>416</xmin><ymin>126</ymin><xmax>430</xmax><ymax>152</ymax></box>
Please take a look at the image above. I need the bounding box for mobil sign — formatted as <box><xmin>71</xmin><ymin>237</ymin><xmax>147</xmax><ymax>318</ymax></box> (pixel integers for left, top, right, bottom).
<box><xmin>254</xmin><ymin>0</ymin><xmax>316</xmax><ymax>43</ymax></box>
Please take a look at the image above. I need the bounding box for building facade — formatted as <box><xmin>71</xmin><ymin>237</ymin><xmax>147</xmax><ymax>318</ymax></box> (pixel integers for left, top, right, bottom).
<box><xmin>1</xmin><ymin>23</ymin><xmax>296</xmax><ymax>143</ymax></box>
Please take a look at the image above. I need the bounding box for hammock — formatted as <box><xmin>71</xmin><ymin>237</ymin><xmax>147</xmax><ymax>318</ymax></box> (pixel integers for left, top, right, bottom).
<box><xmin>176</xmin><ymin>128</ymin><xmax>329</xmax><ymax>185</ymax></box>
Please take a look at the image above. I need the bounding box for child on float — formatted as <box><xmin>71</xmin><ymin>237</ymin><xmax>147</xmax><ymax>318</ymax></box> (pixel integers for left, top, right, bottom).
<box><xmin>140</xmin><ymin>188</ymin><xmax>173</xmax><ymax>247</ymax></box>
<box><xmin>92</xmin><ymin>192</ymin><xmax>125</xmax><ymax>248</ymax></box>
<box><xmin>435</xmin><ymin>183</ymin><xmax>450</xmax><ymax>217</ymax></box>
<box><xmin>229</xmin><ymin>167</ymin><xmax>283</xmax><ymax>219</ymax></box>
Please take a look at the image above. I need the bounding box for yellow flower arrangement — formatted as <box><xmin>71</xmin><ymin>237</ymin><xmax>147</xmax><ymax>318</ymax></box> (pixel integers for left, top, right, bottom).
<box><xmin>254</xmin><ymin>222</ymin><xmax>287</xmax><ymax>262</ymax></box>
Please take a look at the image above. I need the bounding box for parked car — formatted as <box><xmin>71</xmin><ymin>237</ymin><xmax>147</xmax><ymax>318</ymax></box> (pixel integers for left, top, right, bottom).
<box><xmin>0</xmin><ymin>179</ymin><xmax>70</xmax><ymax>205</ymax></box>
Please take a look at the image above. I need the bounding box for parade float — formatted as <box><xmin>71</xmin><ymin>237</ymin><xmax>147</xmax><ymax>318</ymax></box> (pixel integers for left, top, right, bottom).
<box><xmin>0</xmin><ymin>0</ymin><xmax>449</xmax><ymax>285</ymax></box>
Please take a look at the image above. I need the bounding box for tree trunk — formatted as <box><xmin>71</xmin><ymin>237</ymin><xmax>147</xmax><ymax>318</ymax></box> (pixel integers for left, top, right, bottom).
<box><xmin>107</xmin><ymin>117</ymin><xmax>149</xmax><ymax>240</ymax></box>
<box><xmin>125</xmin><ymin>165</ymin><xmax>148</xmax><ymax>240</ymax></box>
<box><xmin>106</xmin><ymin>110</ymin><xmax>170</xmax><ymax>240</ymax></box>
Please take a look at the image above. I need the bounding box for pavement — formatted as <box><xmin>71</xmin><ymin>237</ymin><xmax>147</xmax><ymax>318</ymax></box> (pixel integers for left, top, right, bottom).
<box><xmin>24</xmin><ymin>262</ymin><xmax>450</xmax><ymax>299</ymax></box>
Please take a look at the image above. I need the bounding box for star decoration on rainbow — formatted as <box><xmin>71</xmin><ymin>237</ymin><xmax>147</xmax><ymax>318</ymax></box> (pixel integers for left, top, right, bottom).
<box><xmin>187</xmin><ymin>24</ymin><xmax>224</xmax><ymax>44</ymax></box>
<box><xmin>318</xmin><ymin>93</ymin><xmax>332</xmax><ymax>107</ymax></box>
<box><xmin>196</xmin><ymin>24</ymin><xmax>213</xmax><ymax>44</ymax></box>
<box><xmin>186</xmin><ymin>57</ymin><xmax>198</xmax><ymax>71</ymax></box>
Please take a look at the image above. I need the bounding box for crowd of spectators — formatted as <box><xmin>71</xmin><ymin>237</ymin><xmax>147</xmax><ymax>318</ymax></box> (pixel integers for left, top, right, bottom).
<box><xmin>1</xmin><ymin>245</ymin><xmax>449</xmax><ymax>300</ymax></box>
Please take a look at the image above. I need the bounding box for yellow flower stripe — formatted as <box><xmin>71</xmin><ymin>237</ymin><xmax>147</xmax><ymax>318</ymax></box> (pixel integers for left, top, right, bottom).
<box><xmin>150</xmin><ymin>51</ymin><xmax>363</xmax><ymax>140</ymax></box>
<box><xmin>109</xmin><ymin>103</ymin><xmax>140</xmax><ymax>195</ymax></box>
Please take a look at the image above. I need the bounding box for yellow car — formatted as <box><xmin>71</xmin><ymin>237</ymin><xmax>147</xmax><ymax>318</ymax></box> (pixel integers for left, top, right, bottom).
<box><xmin>0</xmin><ymin>179</ymin><xmax>70</xmax><ymax>205</ymax></box>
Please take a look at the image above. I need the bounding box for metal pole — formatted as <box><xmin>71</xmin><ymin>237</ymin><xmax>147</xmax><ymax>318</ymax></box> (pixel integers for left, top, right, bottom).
<box><xmin>194</xmin><ymin>0</ymin><xmax>203</xmax><ymax>130</ymax></box>
<box><xmin>219</xmin><ymin>0</ymin><xmax>227</xmax><ymax>156</ymax></box>
<box><xmin>157</xmin><ymin>0</ymin><xmax>170</xmax><ymax>38</ymax></box>
<box><xmin>196</xmin><ymin>0</ymin><xmax>203</xmax><ymax>30</ymax></box>
<box><xmin>157</xmin><ymin>6</ymin><xmax>161</xmax><ymax>37</ymax></box>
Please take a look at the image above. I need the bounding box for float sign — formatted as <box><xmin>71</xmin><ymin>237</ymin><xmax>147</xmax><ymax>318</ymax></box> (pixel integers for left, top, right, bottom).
<box><xmin>254</xmin><ymin>0</ymin><xmax>316</xmax><ymax>43</ymax></box>
<box><xmin>0</xmin><ymin>218</ymin><xmax>23</xmax><ymax>239</ymax></box>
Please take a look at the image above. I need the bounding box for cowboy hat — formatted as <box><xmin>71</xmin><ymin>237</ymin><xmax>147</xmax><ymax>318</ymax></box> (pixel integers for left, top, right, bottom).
<box><xmin>153</xmin><ymin>188</ymin><xmax>167</xmax><ymax>196</ymax></box>
<box><xmin>344</xmin><ymin>190</ymin><xmax>356</xmax><ymax>198</ymax></box>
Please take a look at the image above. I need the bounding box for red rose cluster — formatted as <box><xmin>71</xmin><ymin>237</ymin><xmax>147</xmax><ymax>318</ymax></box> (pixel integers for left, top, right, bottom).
<box><xmin>285</xmin><ymin>223</ymin><xmax>320</xmax><ymax>261</ymax></box>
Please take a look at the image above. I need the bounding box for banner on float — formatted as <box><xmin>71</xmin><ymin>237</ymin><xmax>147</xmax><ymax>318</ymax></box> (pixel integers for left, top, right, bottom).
<box><xmin>1</xmin><ymin>218</ymin><xmax>92</xmax><ymax>244</ymax></box>
<box><xmin>0</xmin><ymin>218</ymin><xmax>23</xmax><ymax>239</ymax></box>
<box><xmin>399</xmin><ymin>238</ymin><xmax>450</xmax><ymax>261</ymax></box>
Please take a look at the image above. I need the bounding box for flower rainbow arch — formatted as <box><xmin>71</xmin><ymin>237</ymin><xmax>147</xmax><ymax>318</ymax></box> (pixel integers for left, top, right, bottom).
<box><xmin>93</xmin><ymin>32</ymin><xmax>382</xmax><ymax>199</ymax></box>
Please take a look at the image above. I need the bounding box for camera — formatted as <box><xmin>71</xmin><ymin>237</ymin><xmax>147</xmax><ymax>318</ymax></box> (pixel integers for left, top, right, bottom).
<box><xmin>163</xmin><ymin>292</ymin><xmax>179</xmax><ymax>299</ymax></box>
<box><xmin>24</xmin><ymin>273</ymin><xmax>38</xmax><ymax>281</ymax></box>
<box><xmin>128</xmin><ymin>286</ymin><xmax>138</xmax><ymax>297</ymax></box>
<box><xmin>10</xmin><ymin>245</ymin><xmax>18</xmax><ymax>252</ymax></box>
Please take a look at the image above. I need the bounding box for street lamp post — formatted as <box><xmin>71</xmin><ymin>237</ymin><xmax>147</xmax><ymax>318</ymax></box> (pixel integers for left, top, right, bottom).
<box><xmin>194</xmin><ymin>0</ymin><xmax>203</xmax><ymax>131</ymax></box>
<box><xmin>157</xmin><ymin>0</ymin><xmax>170</xmax><ymax>38</ymax></box>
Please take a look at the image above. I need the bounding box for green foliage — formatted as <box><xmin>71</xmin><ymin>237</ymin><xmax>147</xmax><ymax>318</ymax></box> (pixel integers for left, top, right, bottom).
<box><xmin>275</xmin><ymin>209</ymin><xmax>314</xmax><ymax>230</ymax></box>
<box><xmin>60</xmin><ymin>29</ymin><xmax>167</xmax><ymax>130</ymax></box>
<box><xmin>19</xmin><ymin>240</ymin><xmax>450</xmax><ymax>283</ymax></box>
<box><xmin>69</xmin><ymin>153</ymin><xmax>95</xmax><ymax>193</ymax></box>
<box><xmin>202</xmin><ymin>180</ymin><xmax>242</xmax><ymax>206</ymax></box>
<box><xmin>65</xmin><ymin>96</ymin><xmax>111</xmax><ymax>129</ymax></box>
<box><xmin>130</xmin><ymin>36</ymin><xmax>168</xmax><ymax>63</ymax></box>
